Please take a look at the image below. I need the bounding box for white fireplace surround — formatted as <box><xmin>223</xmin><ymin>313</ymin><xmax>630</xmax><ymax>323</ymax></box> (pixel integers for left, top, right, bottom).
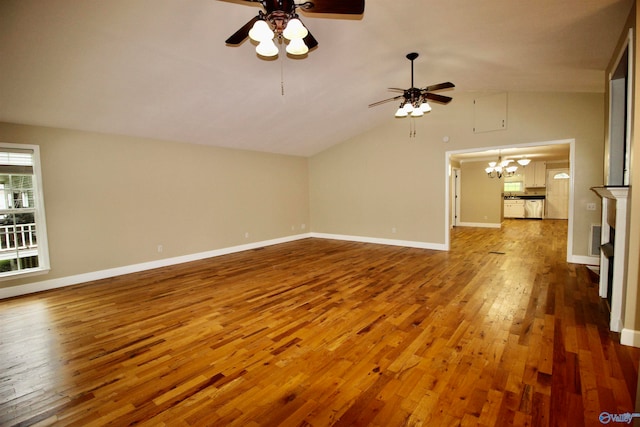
<box><xmin>591</xmin><ymin>186</ymin><xmax>630</xmax><ymax>338</ymax></box>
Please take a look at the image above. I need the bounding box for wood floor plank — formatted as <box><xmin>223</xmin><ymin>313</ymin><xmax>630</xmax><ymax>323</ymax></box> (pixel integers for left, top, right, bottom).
<box><xmin>1</xmin><ymin>219</ymin><xmax>639</xmax><ymax>426</ymax></box>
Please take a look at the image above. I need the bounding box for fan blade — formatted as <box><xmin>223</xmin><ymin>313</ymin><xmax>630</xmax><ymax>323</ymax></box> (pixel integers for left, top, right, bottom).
<box><xmin>303</xmin><ymin>30</ymin><xmax>319</xmax><ymax>50</ymax></box>
<box><xmin>225</xmin><ymin>16</ymin><xmax>259</xmax><ymax>45</ymax></box>
<box><xmin>298</xmin><ymin>0</ymin><xmax>365</xmax><ymax>14</ymax></box>
<box><xmin>423</xmin><ymin>82</ymin><xmax>455</xmax><ymax>92</ymax></box>
<box><xmin>368</xmin><ymin>95</ymin><xmax>404</xmax><ymax>108</ymax></box>
<box><xmin>387</xmin><ymin>88</ymin><xmax>406</xmax><ymax>93</ymax></box>
<box><xmin>425</xmin><ymin>93</ymin><xmax>452</xmax><ymax>104</ymax></box>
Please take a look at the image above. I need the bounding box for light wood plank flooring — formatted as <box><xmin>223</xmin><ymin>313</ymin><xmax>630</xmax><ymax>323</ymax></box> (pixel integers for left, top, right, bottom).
<box><xmin>1</xmin><ymin>219</ymin><xmax>639</xmax><ymax>426</ymax></box>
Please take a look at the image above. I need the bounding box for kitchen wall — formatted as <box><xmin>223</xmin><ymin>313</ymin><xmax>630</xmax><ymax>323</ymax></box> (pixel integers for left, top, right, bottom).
<box><xmin>459</xmin><ymin>161</ymin><xmax>502</xmax><ymax>225</ymax></box>
<box><xmin>0</xmin><ymin>122</ymin><xmax>310</xmax><ymax>292</ymax></box>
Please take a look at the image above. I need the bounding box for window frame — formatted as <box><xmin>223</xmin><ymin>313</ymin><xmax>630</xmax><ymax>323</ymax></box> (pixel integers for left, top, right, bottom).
<box><xmin>0</xmin><ymin>143</ymin><xmax>50</xmax><ymax>280</ymax></box>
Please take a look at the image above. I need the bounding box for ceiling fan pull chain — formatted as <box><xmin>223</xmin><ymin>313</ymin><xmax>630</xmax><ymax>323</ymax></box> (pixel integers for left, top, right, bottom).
<box><xmin>278</xmin><ymin>49</ymin><xmax>288</xmax><ymax>96</ymax></box>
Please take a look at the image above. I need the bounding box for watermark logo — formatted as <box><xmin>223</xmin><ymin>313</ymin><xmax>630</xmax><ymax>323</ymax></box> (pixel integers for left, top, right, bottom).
<box><xmin>599</xmin><ymin>412</ymin><xmax>640</xmax><ymax>424</ymax></box>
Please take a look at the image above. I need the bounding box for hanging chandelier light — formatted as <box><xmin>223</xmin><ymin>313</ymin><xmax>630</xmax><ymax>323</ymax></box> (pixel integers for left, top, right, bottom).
<box><xmin>486</xmin><ymin>155</ymin><xmax>518</xmax><ymax>179</ymax></box>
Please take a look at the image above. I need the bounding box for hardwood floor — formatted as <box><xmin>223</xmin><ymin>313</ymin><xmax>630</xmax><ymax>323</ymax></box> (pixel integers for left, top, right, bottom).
<box><xmin>1</xmin><ymin>219</ymin><xmax>639</xmax><ymax>426</ymax></box>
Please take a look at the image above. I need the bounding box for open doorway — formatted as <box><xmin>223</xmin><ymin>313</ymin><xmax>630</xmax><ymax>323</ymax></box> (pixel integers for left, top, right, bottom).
<box><xmin>445</xmin><ymin>139</ymin><xmax>574</xmax><ymax>261</ymax></box>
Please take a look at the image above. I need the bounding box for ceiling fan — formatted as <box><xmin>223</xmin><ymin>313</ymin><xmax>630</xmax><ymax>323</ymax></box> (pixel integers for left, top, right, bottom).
<box><xmin>369</xmin><ymin>52</ymin><xmax>455</xmax><ymax>117</ymax></box>
<box><xmin>224</xmin><ymin>0</ymin><xmax>365</xmax><ymax>57</ymax></box>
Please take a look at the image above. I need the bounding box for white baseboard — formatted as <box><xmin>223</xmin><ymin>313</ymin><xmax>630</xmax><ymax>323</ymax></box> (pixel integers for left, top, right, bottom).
<box><xmin>0</xmin><ymin>233</ymin><xmax>312</xmax><ymax>300</ymax></box>
<box><xmin>310</xmin><ymin>232</ymin><xmax>447</xmax><ymax>251</ymax></box>
<box><xmin>621</xmin><ymin>328</ymin><xmax>640</xmax><ymax>348</ymax></box>
<box><xmin>456</xmin><ymin>222</ymin><xmax>502</xmax><ymax>229</ymax></box>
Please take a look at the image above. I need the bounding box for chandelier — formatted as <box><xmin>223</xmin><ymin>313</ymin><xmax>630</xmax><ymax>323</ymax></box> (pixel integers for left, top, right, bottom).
<box><xmin>485</xmin><ymin>156</ymin><xmax>531</xmax><ymax>178</ymax></box>
<box><xmin>485</xmin><ymin>156</ymin><xmax>517</xmax><ymax>179</ymax></box>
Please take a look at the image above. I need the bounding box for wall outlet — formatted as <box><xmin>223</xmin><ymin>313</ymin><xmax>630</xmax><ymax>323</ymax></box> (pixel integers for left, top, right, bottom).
<box><xmin>586</xmin><ymin>203</ymin><xmax>597</xmax><ymax>211</ymax></box>
<box><xmin>391</xmin><ymin>227</ymin><xmax>397</xmax><ymax>234</ymax></box>
<box><xmin>244</xmin><ymin>232</ymin><xmax>249</xmax><ymax>239</ymax></box>
<box><xmin>157</xmin><ymin>244</ymin><xmax>163</xmax><ymax>253</ymax></box>
<box><xmin>301</xmin><ymin>224</ymin><xmax>306</xmax><ymax>230</ymax></box>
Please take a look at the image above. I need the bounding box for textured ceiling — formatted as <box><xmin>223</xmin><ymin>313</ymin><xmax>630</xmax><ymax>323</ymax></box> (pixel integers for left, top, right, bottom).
<box><xmin>0</xmin><ymin>0</ymin><xmax>633</xmax><ymax>157</ymax></box>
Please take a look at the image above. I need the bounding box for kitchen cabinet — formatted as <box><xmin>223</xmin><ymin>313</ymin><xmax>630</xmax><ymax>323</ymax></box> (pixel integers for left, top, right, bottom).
<box><xmin>504</xmin><ymin>199</ymin><xmax>525</xmax><ymax>218</ymax></box>
<box><xmin>524</xmin><ymin>161</ymin><xmax>547</xmax><ymax>188</ymax></box>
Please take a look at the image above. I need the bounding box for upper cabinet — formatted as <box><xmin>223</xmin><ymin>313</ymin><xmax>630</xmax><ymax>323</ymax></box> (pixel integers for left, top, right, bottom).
<box><xmin>473</xmin><ymin>93</ymin><xmax>508</xmax><ymax>133</ymax></box>
<box><xmin>524</xmin><ymin>161</ymin><xmax>547</xmax><ymax>188</ymax></box>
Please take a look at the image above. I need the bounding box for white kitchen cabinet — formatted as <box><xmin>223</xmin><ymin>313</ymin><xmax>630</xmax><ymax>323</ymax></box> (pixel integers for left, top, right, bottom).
<box><xmin>524</xmin><ymin>161</ymin><xmax>547</xmax><ymax>188</ymax></box>
<box><xmin>503</xmin><ymin>199</ymin><xmax>525</xmax><ymax>218</ymax></box>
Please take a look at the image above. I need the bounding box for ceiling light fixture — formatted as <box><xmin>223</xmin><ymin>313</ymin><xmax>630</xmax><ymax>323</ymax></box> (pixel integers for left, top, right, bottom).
<box><xmin>225</xmin><ymin>0</ymin><xmax>366</xmax><ymax>59</ymax></box>
<box><xmin>248</xmin><ymin>12</ymin><xmax>309</xmax><ymax>57</ymax></box>
<box><xmin>486</xmin><ymin>155</ymin><xmax>517</xmax><ymax>179</ymax></box>
<box><xmin>517</xmin><ymin>157</ymin><xmax>531</xmax><ymax>166</ymax></box>
<box><xmin>369</xmin><ymin>53</ymin><xmax>454</xmax><ymax>120</ymax></box>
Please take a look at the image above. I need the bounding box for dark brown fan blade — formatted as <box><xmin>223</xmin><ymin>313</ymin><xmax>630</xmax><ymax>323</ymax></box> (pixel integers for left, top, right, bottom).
<box><xmin>303</xmin><ymin>30</ymin><xmax>319</xmax><ymax>50</ymax></box>
<box><xmin>225</xmin><ymin>16</ymin><xmax>259</xmax><ymax>45</ymax></box>
<box><xmin>368</xmin><ymin>95</ymin><xmax>404</xmax><ymax>108</ymax></box>
<box><xmin>388</xmin><ymin>88</ymin><xmax>406</xmax><ymax>93</ymax></box>
<box><xmin>299</xmin><ymin>0</ymin><xmax>365</xmax><ymax>14</ymax></box>
<box><xmin>424</xmin><ymin>82</ymin><xmax>455</xmax><ymax>92</ymax></box>
<box><xmin>425</xmin><ymin>93</ymin><xmax>452</xmax><ymax>104</ymax></box>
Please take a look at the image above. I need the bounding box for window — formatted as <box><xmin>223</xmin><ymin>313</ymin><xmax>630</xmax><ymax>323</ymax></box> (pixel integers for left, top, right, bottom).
<box><xmin>503</xmin><ymin>181</ymin><xmax>523</xmax><ymax>192</ymax></box>
<box><xmin>0</xmin><ymin>144</ymin><xmax>49</xmax><ymax>278</ymax></box>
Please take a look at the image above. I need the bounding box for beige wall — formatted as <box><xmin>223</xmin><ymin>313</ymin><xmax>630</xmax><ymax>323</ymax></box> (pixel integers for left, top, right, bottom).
<box><xmin>0</xmin><ymin>122</ymin><xmax>309</xmax><ymax>290</ymax></box>
<box><xmin>309</xmin><ymin>91</ymin><xmax>604</xmax><ymax>255</ymax></box>
<box><xmin>459</xmin><ymin>161</ymin><xmax>502</xmax><ymax>224</ymax></box>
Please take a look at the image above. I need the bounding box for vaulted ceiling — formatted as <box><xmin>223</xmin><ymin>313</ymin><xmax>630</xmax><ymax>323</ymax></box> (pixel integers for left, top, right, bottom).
<box><xmin>0</xmin><ymin>0</ymin><xmax>633</xmax><ymax>157</ymax></box>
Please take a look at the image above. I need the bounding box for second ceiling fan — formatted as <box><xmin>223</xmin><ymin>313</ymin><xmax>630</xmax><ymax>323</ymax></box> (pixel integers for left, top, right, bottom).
<box><xmin>369</xmin><ymin>52</ymin><xmax>455</xmax><ymax>117</ymax></box>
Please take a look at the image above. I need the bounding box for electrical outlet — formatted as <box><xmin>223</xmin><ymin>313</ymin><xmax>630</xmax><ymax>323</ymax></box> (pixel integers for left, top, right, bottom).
<box><xmin>244</xmin><ymin>232</ymin><xmax>249</xmax><ymax>239</ymax></box>
<box><xmin>391</xmin><ymin>227</ymin><xmax>397</xmax><ymax>234</ymax></box>
<box><xmin>157</xmin><ymin>244</ymin><xmax>163</xmax><ymax>253</ymax></box>
<box><xmin>586</xmin><ymin>203</ymin><xmax>597</xmax><ymax>211</ymax></box>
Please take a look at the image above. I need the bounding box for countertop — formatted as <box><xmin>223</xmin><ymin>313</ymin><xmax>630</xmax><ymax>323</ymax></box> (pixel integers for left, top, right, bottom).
<box><xmin>503</xmin><ymin>195</ymin><xmax>546</xmax><ymax>200</ymax></box>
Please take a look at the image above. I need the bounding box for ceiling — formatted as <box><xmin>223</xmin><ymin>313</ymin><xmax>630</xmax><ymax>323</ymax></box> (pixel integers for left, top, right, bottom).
<box><xmin>0</xmin><ymin>0</ymin><xmax>633</xmax><ymax>157</ymax></box>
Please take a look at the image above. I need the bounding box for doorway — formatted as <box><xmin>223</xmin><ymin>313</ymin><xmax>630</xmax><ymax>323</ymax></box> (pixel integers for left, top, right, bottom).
<box><xmin>445</xmin><ymin>139</ymin><xmax>575</xmax><ymax>262</ymax></box>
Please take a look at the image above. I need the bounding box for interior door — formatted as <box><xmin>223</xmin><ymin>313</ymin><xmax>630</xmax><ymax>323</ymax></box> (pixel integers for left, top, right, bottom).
<box><xmin>546</xmin><ymin>168</ymin><xmax>570</xmax><ymax>219</ymax></box>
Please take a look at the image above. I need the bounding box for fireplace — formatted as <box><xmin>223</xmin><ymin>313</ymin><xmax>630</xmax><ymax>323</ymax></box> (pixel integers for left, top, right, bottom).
<box><xmin>591</xmin><ymin>186</ymin><xmax>629</xmax><ymax>333</ymax></box>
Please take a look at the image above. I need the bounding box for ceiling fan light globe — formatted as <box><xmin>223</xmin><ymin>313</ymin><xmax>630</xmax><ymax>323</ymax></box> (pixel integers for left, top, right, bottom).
<box><xmin>402</xmin><ymin>102</ymin><xmax>414</xmax><ymax>113</ymax></box>
<box><xmin>283</xmin><ymin>18</ymin><xmax>308</xmax><ymax>40</ymax></box>
<box><xmin>420</xmin><ymin>102</ymin><xmax>432</xmax><ymax>112</ymax></box>
<box><xmin>286</xmin><ymin>38</ymin><xmax>309</xmax><ymax>55</ymax></box>
<box><xmin>411</xmin><ymin>109</ymin><xmax>423</xmax><ymax>117</ymax></box>
<box><xmin>395</xmin><ymin>107</ymin><xmax>408</xmax><ymax>118</ymax></box>
<box><xmin>249</xmin><ymin>20</ymin><xmax>274</xmax><ymax>42</ymax></box>
<box><xmin>256</xmin><ymin>39</ymin><xmax>279</xmax><ymax>57</ymax></box>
